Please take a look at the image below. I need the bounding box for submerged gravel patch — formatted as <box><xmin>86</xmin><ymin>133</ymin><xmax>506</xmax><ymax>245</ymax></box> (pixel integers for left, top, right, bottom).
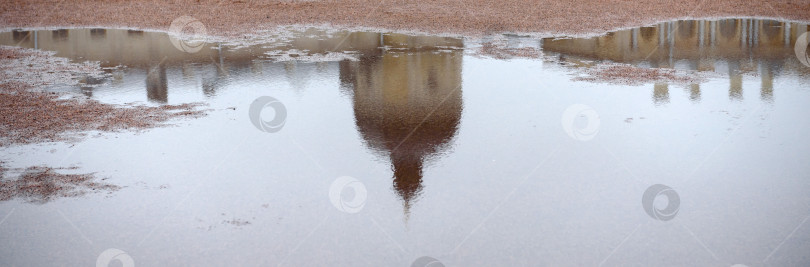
<box><xmin>0</xmin><ymin>164</ymin><xmax>120</xmax><ymax>204</ymax></box>
<box><xmin>572</xmin><ymin>62</ymin><xmax>713</xmax><ymax>86</ymax></box>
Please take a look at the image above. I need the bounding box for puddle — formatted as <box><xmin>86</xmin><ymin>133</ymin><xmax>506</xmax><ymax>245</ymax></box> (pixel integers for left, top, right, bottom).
<box><xmin>1</xmin><ymin>19</ymin><xmax>810</xmax><ymax>266</ymax></box>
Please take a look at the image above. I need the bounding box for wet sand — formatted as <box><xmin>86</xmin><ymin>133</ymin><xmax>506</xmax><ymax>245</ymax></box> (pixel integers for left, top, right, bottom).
<box><xmin>1</xmin><ymin>0</ymin><xmax>808</xmax><ymax>37</ymax></box>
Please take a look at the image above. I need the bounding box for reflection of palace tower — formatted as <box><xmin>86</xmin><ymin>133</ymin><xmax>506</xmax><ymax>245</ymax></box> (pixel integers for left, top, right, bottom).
<box><xmin>542</xmin><ymin>19</ymin><xmax>810</xmax><ymax>104</ymax></box>
<box><xmin>338</xmin><ymin>33</ymin><xmax>464</xmax><ymax>217</ymax></box>
<box><xmin>1</xmin><ymin>29</ymin><xmax>465</xmax><ymax>216</ymax></box>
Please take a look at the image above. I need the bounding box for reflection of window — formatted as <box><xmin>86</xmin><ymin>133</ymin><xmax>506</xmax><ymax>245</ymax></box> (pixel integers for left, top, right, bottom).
<box><xmin>127</xmin><ymin>30</ymin><xmax>144</xmax><ymax>37</ymax></box>
<box><xmin>760</xmin><ymin>21</ymin><xmax>780</xmax><ymax>39</ymax></box>
<box><xmin>719</xmin><ymin>19</ymin><xmax>738</xmax><ymax>39</ymax></box>
<box><xmin>90</xmin><ymin>29</ymin><xmax>106</xmax><ymax>39</ymax></box>
<box><xmin>52</xmin><ymin>29</ymin><xmax>68</xmax><ymax>41</ymax></box>
<box><xmin>12</xmin><ymin>30</ymin><xmax>30</xmax><ymax>42</ymax></box>
<box><xmin>678</xmin><ymin>20</ymin><xmax>695</xmax><ymax>38</ymax></box>
<box><xmin>640</xmin><ymin>27</ymin><xmax>656</xmax><ymax>41</ymax></box>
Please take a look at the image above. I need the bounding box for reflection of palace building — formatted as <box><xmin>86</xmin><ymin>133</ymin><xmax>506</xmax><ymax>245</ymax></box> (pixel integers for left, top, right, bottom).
<box><xmin>338</xmin><ymin>33</ymin><xmax>464</xmax><ymax>218</ymax></box>
<box><xmin>2</xmin><ymin>28</ymin><xmax>204</xmax><ymax>102</ymax></box>
<box><xmin>6</xmin><ymin>19</ymin><xmax>806</xmax><ymax>105</ymax></box>
<box><xmin>542</xmin><ymin>19</ymin><xmax>810</xmax><ymax>103</ymax></box>
<box><xmin>1</xmin><ymin>28</ymin><xmax>465</xmax><ymax>217</ymax></box>
<box><xmin>0</xmin><ymin>28</ymin><xmax>363</xmax><ymax>102</ymax></box>
<box><xmin>6</xmin><ymin>20</ymin><xmax>807</xmax><ymax>214</ymax></box>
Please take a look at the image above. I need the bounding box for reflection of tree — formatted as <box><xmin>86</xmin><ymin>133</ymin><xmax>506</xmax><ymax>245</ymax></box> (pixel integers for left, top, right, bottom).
<box><xmin>340</xmin><ymin>35</ymin><xmax>463</xmax><ymax>218</ymax></box>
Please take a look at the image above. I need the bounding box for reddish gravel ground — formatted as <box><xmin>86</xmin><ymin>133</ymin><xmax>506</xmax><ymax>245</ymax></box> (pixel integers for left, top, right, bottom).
<box><xmin>1</xmin><ymin>0</ymin><xmax>808</xmax><ymax>37</ymax></box>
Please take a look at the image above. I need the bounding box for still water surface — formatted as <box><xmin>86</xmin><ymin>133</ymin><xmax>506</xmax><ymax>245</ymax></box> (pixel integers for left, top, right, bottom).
<box><xmin>1</xmin><ymin>19</ymin><xmax>810</xmax><ymax>266</ymax></box>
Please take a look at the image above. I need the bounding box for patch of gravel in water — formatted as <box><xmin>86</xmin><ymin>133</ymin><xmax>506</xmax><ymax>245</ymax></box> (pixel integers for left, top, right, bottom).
<box><xmin>474</xmin><ymin>42</ymin><xmax>542</xmax><ymax>60</ymax></box>
<box><xmin>0</xmin><ymin>45</ymin><xmax>106</xmax><ymax>86</ymax></box>
<box><xmin>571</xmin><ymin>62</ymin><xmax>716</xmax><ymax>86</ymax></box>
<box><xmin>0</xmin><ymin>163</ymin><xmax>120</xmax><ymax>204</ymax></box>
